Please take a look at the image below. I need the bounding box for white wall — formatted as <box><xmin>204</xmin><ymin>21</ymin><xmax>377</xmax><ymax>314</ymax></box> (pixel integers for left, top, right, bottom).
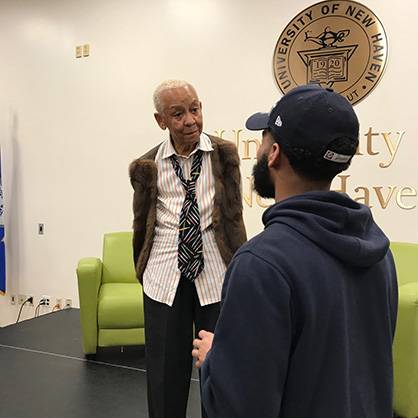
<box><xmin>0</xmin><ymin>0</ymin><xmax>417</xmax><ymax>325</ymax></box>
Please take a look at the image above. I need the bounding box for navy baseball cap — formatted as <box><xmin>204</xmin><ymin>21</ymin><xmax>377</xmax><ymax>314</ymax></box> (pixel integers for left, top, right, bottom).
<box><xmin>245</xmin><ymin>84</ymin><xmax>359</xmax><ymax>164</ymax></box>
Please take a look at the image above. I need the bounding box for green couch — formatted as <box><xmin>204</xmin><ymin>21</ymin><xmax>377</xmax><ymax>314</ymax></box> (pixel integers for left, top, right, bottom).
<box><xmin>391</xmin><ymin>242</ymin><xmax>418</xmax><ymax>418</ymax></box>
<box><xmin>77</xmin><ymin>232</ymin><xmax>145</xmax><ymax>355</ymax></box>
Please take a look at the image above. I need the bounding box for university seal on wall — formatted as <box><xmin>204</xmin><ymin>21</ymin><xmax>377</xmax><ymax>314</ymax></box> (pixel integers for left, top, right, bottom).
<box><xmin>273</xmin><ymin>0</ymin><xmax>388</xmax><ymax>105</ymax></box>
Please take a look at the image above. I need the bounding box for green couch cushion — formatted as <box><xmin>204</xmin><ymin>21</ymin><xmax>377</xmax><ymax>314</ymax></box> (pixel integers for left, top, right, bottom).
<box><xmin>393</xmin><ymin>282</ymin><xmax>418</xmax><ymax>418</ymax></box>
<box><xmin>102</xmin><ymin>232</ymin><xmax>137</xmax><ymax>284</ymax></box>
<box><xmin>399</xmin><ymin>282</ymin><xmax>418</xmax><ymax>304</ymax></box>
<box><xmin>98</xmin><ymin>283</ymin><xmax>144</xmax><ymax>329</ymax></box>
<box><xmin>390</xmin><ymin>242</ymin><xmax>418</xmax><ymax>287</ymax></box>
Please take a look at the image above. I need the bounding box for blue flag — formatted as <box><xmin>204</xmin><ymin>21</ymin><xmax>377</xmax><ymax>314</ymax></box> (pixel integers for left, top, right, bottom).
<box><xmin>0</xmin><ymin>149</ymin><xmax>5</xmax><ymax>294</ymax></box>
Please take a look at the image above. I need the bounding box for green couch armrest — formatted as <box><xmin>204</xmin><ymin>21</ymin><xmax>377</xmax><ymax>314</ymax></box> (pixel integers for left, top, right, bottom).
<box><xmin>77</xmin><ymin>257</ymin><xmax>103</xmax><ymax>354</ymax></box>
<box><xmin>393</xmin><ymin>282</ymin><xmax>418</xmax><ymax>418</ymax></box>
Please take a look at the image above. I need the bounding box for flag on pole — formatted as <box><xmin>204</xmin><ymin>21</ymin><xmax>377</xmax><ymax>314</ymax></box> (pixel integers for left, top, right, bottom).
<box><xmin>0</xmin><ymin>148</ymin><xmax>5</xmax><ymax>294</ymax></box>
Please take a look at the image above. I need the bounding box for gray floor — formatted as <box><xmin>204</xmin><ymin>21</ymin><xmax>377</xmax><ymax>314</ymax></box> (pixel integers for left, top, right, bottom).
<box><xmin>0</xmin><ymin>309</ymin><xmax>202</xmax><ymax>418</ymax></box>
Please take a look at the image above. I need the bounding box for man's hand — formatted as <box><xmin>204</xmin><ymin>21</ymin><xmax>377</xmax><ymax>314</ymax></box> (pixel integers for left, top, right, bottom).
<box><xmin>192</xmin><ymin>330</ymin><xmax>214</xmax><ymax>368</ymax></box>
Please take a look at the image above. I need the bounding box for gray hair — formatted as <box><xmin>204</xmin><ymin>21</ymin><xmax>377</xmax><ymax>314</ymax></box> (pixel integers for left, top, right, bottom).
<box><xmin>153</xmin><ymin>80</ymin><xmax>195</xmax><ymax>113</ymax></box>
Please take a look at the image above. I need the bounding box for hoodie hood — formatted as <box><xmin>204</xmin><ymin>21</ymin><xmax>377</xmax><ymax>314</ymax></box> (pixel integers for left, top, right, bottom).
<box><xmin>262</xmin><ymin>191</ymin><xmax>389</xmax><ymax>268</ymax></box>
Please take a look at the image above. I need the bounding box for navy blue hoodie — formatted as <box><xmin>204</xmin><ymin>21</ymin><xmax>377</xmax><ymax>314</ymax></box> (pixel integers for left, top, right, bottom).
<box><xmin>201</xmin><ymin>191</ymin><xmax>397</xmax><ymax>418</ymax></box>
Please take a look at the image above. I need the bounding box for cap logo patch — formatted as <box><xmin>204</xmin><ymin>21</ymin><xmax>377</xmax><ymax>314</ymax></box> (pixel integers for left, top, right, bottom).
<box><xmin>323</xmin><ymin>150</ymin><xmax>352</xmax><ymax>163</ymax></box>
<box><xmin>275</xmin><ymin>115</ymin><xmax>283</xmax><ymax>127</ymax></box>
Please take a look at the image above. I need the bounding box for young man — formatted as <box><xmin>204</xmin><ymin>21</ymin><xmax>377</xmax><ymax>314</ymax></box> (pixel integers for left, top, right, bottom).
<box><xmin>192</xmin><ymin>84</ymin><xmax>398</xmax><ymax>418</ymax></box>
<box><xmin>129</xmin><ymin>80</ymin><xmax>246</xmax><ymax>418</ymax></box>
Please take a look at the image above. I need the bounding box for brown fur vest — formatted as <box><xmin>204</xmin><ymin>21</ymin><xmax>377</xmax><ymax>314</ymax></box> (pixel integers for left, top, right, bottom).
<box><xmin>129</xmin><ymin>135</ymin><xmax>247</xmax><ymax>283</ymax></box>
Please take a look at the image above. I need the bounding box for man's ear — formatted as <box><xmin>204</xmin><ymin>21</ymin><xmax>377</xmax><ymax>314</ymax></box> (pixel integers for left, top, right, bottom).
<box><xmin>268</xmin><ymin>142</ymin><xmax>281</xmax><ymax>168</ymax></box>
<box><xmin>154</xmin><ymin>112</ymin><xmax>166</xmax><ymax>130</ymax></box>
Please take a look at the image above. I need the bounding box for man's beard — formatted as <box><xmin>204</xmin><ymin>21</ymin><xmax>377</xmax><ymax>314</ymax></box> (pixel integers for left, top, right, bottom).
<box><xmin>252</xmin><ymin>154</ymin><xmax>275</xmax><ymax>199</ymax></box>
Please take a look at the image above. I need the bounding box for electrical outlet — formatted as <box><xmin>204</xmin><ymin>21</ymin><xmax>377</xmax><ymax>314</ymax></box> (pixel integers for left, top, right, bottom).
<box><xmin>64</xmin><ymin>298</ymin><xmax>72</xmax><ymax>309</ymax></box>
<box><xmin>18</xmin><ymin>294</ymin><xmax>26</xmax><ymax>305</ymax></box>
<box><xmin>38</xmin><ymin>223</ymin><xmax>45</xmax><ymax>235</ymax></box>
<box><xmin>82</xmin><ymin>44</ymin><xmax>90</xmax><ymax>57</ymax></box>
<box><xmin>41</xmin><ymin>295</ymin><xmax>50</xmax><ymax>306</ymax></box>
<box><xmin>56</xmin><ymin>298</ymin><xmax>63</xmax><ymax>309</ymax></box>
<box><xmin>27</xmin><ymin>296</ymin><xmax>34</xmax><ymax>306</ymax></box>
<box><xmin>75</xmin><ymin>45</ymin><xmax>82</xmax><ymax>58</ymax></box>
<box><xmin>10</xmin><ymin>294</ymin><xmax>16</xmax><ymax>305</ymax></box>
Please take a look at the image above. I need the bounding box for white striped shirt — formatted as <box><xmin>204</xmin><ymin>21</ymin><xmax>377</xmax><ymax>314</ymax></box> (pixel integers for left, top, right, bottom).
<box><xmin>142</xmin><ymin>133</ymin><xmax>227</xmax><ymax>307</ymax></box>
